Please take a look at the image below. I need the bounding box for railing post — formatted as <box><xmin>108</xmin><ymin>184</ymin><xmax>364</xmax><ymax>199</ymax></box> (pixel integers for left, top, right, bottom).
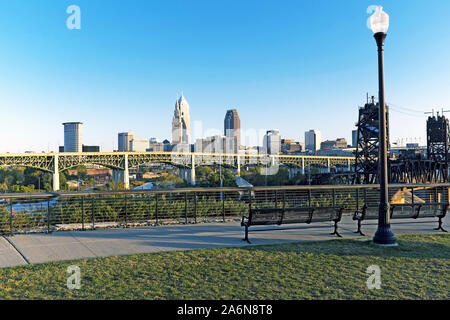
<box><xmin>47</xmin><ymin>200</ymin><xmax>51</xmax><ymax>234</ymax></box>
<box><xmin>81</xmin><ymin>196</ymin><xmax>85</xmax><ymax>231</ymax></box>
<box><xmin>356</xmin><ymin>188</ymin><xmax>360</xmax><ymax>211</ymax></box>
<box><xmin>155</xmin><ymin>193</ymin><xmax>159</xmax><ymax>225</ymax></box>
<box><xmin>147</xmin><ymin>194</ymin><xmax>151</xmax><ymax>221</ymax></box>
<box><xmin>248</xmin><ymin>188</ymin><xmax>252</xmax><ymax>214</ymax></box>
<box><xmin>434</xmin><ymin>186</ymin><xmax>438</xmax><ymax>203</ymax></box>
<box><xmin>184</xmin><ymin>192</ymin><xmax>188</xmax><ymax>224</ymax></box>
<box><xmin>275</xmin><ymin>190</ymin><xmax>278</xmax><ymax>208</ymax></box>
<box><xmin>222</xmin><ymin>192</ymin><xmax>225</xmax><ymax>222</ymax></box>
<box><xmin>124</xmin><ymin>194</ymin><xmax>128</xmax><ymax>228</ymax></box>
<box><xmin>332</xmin><ymin>189</ymin><xmax>336</xmax><ymax>207</ymax></box>
<box><xmin>9</xmin><ymin>199</ymin><xmax>13</xmax><ymax>236</ymax></box>
<box><xmin>194</xmin><ymin>192</ymin><xmax>197</xmax><ymax>224</ymax></box>
<box><xmin>91</xmin><ymin>196</ymin><xmax>95</xmax><ymax>230</ymax></box>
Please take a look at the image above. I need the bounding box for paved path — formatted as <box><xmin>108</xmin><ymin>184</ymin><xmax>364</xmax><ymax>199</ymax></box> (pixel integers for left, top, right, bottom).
<box><xmin>1</xmin><ymin>214</ymin><xmax>448</xmax><ymax>268</ymax></box>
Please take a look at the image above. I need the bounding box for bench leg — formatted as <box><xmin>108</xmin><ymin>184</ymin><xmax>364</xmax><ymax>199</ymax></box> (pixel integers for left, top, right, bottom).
<box><xmin>331</xmin><ymin>221</ymin><xmax>342</xmax><ymax>238</ymax></box>
<box><xmin>243</xmin><ymin>225</ymin><xmax>251</xmax><ymax>244</ymax></box>
<box><xmin>433</xmin><ymin>218</ymin><xmax>448</xmax><ymax>233</ymax></box>
<box><xmin>354</xmin><ymin>220</ymin><xmax>365</xmax><ymax>236</ymax></box>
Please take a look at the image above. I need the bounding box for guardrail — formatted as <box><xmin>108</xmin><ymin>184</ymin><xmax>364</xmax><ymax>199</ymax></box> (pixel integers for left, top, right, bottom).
<box><xmin>1</xmin><ymin>183</ymin><xmax>448</xmax><ymax>234</ymax></box>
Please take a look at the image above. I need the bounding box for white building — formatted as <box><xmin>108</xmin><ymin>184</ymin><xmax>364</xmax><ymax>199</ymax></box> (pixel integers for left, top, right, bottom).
<box><xmin>305</xmin><ymin>129</ymin><xmax>322</xmax><ymax>153</ymax></box>
<box><xmin>130</xmin><ymin>139</ymin><xmax>150</xmax><ymax>152</ymax></box>
<box><xmin>263</xmin><ymin>130</ymin><xmax>281</xmax><ymax>155</ymax></box>
<box><xmin>63</xmin><ymin>122</ymin><xmax>83</xmax><ymax>152</ymax></box>
<box><xmin>172</xmin><ymin>94</ymin><xmax>191</xmax><ymax>146</ymax></box>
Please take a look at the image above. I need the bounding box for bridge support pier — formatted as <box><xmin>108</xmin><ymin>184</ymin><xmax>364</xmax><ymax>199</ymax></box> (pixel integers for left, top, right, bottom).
<box><xmin>190</xmin><ymin>154</ymin><xmax>196</xmax><ymax>185</ymax></box>
<box><xmin>113</xmin><ymin>154</ymin><xmax>129</xmax><ymax>189</ymax></box>
<box><xmin>237</xmin><ymin>155</ymin><xmax>241</xmax><ymax>176</ymax></box>
<box><xmin>327</xmin><ymin>159</ymin><xmax>331</xmax><ymax>173</ymax></box>
<box><xmin>53</xmin><ymin>155</ymin><xmax>60</xmax><ymax>191</ymax></box>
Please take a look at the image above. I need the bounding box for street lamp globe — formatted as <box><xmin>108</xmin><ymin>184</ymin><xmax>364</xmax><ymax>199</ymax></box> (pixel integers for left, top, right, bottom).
<box><xmin>370</xmin><ymin>6</ymin><xmax>389</xmax><ymax>34</ymax></box>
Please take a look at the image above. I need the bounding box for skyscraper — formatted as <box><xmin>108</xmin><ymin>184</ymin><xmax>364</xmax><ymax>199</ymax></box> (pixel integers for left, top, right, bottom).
<box><xmin>305</xmin><ymin>129</ymin><xmax>322</xmax><ymax>153</ymax></box>
<box><xmin>224</xmin><ymin>109</ymin><xmax>241</xmax><ymax>153</ymax></box>
<box><xmin>172</xmin><ymin>94</ymin><xmax>191</xmax><ymax>145</ymax></box>
<box><xmin>63</xmin><ymin>122</ymin><xmax>83</xmax><ymax>152</ymax></box>
<box><xmin>118</xmin><ymin>132</ymin><xmax>135</xmax><ymax>152</ymax></box>
<box><xmin>263</xmin><ymin>130</ymin><xmax>281</xmax><ymax>155</ymax></box>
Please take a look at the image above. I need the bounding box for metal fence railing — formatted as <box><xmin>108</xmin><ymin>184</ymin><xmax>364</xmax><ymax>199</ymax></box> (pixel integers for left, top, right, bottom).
<box><xmin>0</xmin><ymin>183</ymin><xmax>448</xmax><ymax>234</ymax></box>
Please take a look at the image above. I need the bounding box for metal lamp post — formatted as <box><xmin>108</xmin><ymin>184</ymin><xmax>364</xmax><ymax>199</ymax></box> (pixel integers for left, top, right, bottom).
<box><xmin>369</xmin><ymin>6</ymin><xmax>397</xmax><ymax>245</ymax></box>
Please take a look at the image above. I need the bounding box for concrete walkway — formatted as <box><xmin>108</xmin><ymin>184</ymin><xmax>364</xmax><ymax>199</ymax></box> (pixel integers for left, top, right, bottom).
<box><xmin>1</xmin><ymin>214</ymin><xmax>448</xmax><ymax>268</ymax></box>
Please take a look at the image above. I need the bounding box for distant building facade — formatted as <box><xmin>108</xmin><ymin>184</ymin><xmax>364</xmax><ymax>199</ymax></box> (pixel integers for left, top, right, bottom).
<box><xmin>352</xmin><ymin>130</ymin><xmax>358</xmax><ymax>148</ymax></box>
<box><xmin>194</xmin><ymin>135</ymin><xmax>226</xmax><ymax>154</ymax></box>
<box><xmin>130</xmin><ymin>139</ymin><xmax>150</xmax><ymax>152</ymax></box>
<box><xmin>172</xmin><ymin>94</ymin><xmax>191</xmax><ymax>146</ymax></box>
<box><xmin>82</xmin><ymin>145</ymin><xmax>100</xmax><ymax>152</ymax></box>
<box><xmin>224</xmin><ymin>109</ymin><xmax>241</xmax><ymax>153</ymax></box>
<box><xmin>63</xmin><ymin>122</ymin><xmax>83</xmax><ymax>152</ymax></box>
<box><xmin>281</xmin><ymin>139</ymin><xmax>302</xmax><ymax>154</ymax></box>
<box><xmin>118</xmin><ymin>132</ymin><xmax>135</xmax><ymax>152</ymax></box>
<box><xmin>263</xmin><ymin>130</ymin><xmax>281</xmax><ymax>155</ymax></box>
<box><xmin>305</xmin><ymin>130</ymin><xmax>322</xmax><ymax>153</ymax></box>
<box><xmin>320</xmin><ymin>138</ymin><xmax>347</xmax><ymax>150</ymax></box>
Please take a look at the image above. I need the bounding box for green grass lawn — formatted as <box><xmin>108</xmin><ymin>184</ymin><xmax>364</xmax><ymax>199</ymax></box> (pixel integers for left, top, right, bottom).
<box><xmin>0</xmin><ymin>234</ymin><xmax>449</xmax><ymax>300</ymax></box>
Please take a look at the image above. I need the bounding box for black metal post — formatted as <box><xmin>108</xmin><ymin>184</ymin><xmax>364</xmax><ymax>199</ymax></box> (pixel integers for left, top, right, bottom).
<box><xmin>9</xmin><ymin>199</ymin><xmax>13</xmax><ymax>236</ymax></box>
<box><xmin>124</xmin><ymin>194</ymin><xmax>128</xmax><ymax>228</ymax></box>
<box><xmin>222</xmin><ymin>192</ymin><xmax>225</xmax><ymax>222</ymax></box>
<box><xmin>373</xmin><ymin>32</ymin><xmax>397</xmax><ymax>245</ymax></box>
<box><xmin>81</xmin><ymin>196</ymin><xmax>85</xmax><ymax>231</ymax></box>
<box><xmin>184</xmin><ymin>192</ymin><xmax>188</xmax><ymax>224</ymax></box>
<box><xmin>91</xmin><ymin>196</ymin><xmax>95</xmax><ymax>230</ymax></box>
<box><xmin>47</xmin><ymin>200</ymin><xmax>51</xmax><ymax>233</ymax></box>
<box><xmin>194</xmin><ymin>192</ymin><xmax>197</xmax><ymax>224</ymax></box>
<box><xmin>155</xmin><ymin>193</ymin><xmax>159</xmax><ymax>225</ymax></box>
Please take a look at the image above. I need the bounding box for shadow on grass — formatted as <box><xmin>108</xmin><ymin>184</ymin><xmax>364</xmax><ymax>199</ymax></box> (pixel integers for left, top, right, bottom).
<box><xmin>240</xmin><ymin>234</ymin><xmax>450</xmax><ymax>260</ymax></box>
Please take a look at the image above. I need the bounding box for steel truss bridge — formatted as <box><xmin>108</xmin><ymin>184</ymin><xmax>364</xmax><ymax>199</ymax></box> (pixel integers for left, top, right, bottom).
<box><xmin>0</xmin><ymin>152</ymin><xmax>354</xmax><ymax>191</ymax></box>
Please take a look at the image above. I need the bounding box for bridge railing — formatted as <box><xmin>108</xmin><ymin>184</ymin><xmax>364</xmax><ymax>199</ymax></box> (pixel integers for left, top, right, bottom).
<box><xmin>0</xmin><ymin>183</ymin><xmax>448</xmax><ymax>234</ymax></box>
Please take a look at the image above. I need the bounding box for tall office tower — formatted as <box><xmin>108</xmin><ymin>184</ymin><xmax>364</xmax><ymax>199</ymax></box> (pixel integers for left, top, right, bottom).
<box><xmin>224</xmin><ymin>109</ymin><xmax>241</xmax><ymax>153</ymax></box>
<box><xmin>305</xmin><ymin>129</ymin><xmax>322</xmax><ymax>153</ymax></box>
<box><xmin>63</xmin><ymin>122</ymin><xmax>83</xmax><ymax>152</ymax></box>
<box><xmin>172</xmin><ymin>94</ymin><xmax>191</xmax><ymax>145</ymax></box>
<box><xmin>118</xmin><ymin>132</ymin><xmax>135</xmax><ymax>151</ymax></box>
<box><xmin>263</xmin><ymin>130</ymin><xmax>281</xmax><ymax>155</ymax></box>
<box><xmin>352</xmin><ymin>130</ymin><xmax>358</xmax><ymax>148</ymax></box>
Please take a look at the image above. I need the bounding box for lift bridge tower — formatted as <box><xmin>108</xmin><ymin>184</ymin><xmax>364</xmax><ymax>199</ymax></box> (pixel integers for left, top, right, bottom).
<box><xmin>425</xmin><ymin>112</ymin><xmax>450</xmax><ymax>181</ymax></box>
<box><xmin>354</xmin><ymin>96</ymin><xmax>389</xmax><ymax>184</ymax></box>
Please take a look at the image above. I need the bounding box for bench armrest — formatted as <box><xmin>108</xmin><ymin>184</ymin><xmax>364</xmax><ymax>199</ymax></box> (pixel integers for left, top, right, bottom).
<box><xmin>241</xmin><ymin>215</ymin><xmax>249</xmax><ymax>226</ymax></box>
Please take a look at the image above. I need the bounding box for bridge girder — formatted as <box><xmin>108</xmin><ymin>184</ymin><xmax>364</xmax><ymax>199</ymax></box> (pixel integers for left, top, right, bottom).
<box><xmin>0</xmin><ymin>152</ymin><xmax>355</xmax><ymax>173</ymax></box>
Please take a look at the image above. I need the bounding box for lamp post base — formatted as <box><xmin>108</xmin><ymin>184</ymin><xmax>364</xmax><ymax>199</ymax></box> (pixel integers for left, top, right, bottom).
<box><xmin>373</xmin><ymin>225</ymin><xmax>398</xmax><ymax>246</ymax></box>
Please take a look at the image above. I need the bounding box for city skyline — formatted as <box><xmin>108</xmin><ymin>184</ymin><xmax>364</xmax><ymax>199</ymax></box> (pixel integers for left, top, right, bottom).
<box><xmin>1</xmin><ymin>1</ymin><xmax>450</xmax><ymax>152</ymax></box>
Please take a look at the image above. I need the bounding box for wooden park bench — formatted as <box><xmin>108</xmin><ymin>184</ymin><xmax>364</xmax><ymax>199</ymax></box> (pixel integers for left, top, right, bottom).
<box><xmin>241</xmin><ymin>205</ymin><xmax>344</xmax><ymax>243</ymax></box>
<box><xmin>353</xmin><ymin>202</ymin><xmax>448</xmax><ymax>236</ymax></box>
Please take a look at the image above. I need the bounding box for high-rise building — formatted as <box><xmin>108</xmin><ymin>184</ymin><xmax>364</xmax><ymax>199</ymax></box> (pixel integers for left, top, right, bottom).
<box><xmin>82</xmin><ymin>145</ymin><xmax>100</xmax><ymax>152</ymax></box>
<box><xmin>118</xmin><ymin>132</ymin><xmax>135</xmax><ymax>152</ymax></box>
<box><xmin>63</xmin><ymin>122</ymin><xmax>83</xmax><ymax>152</ymax></box>
<box><xmin>194</xmin><ymin>135</ymin><xmax>226</xmax><ymax>154</ymax></box>
<box><xmin>352</xmin><ymin>130</ymin><xmax>358</xmax><ymax>148</ymax></box>
<box><xmin>172</xmin><ymin>94</ymin><xmax>191</xmax><ymax>145</ymax></box>
<box><xmin>320</xmin><ymin>138</ymin><xmax>347</xmax><ymax>150</ymax></box>
<box><xmin>130</xmin><ymin>139</ymin><xmax>150</xmax><ymax>152</ymax></box>
<box><xmin>263</xmin><ymin>130</ymin><xmax>281</xmax><ymax>155</ymax></box>
<box><xmin>305</xmin><ymin>129</ymin><xmax>322</xmax><ymax>153</ymax></box>
<box><xmin>224</xmin><ymin>109</ymin><xmax>241</xmax><ymax>153</ymax></box>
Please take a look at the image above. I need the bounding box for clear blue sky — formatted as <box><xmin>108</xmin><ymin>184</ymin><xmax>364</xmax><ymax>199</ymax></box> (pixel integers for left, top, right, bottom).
<box><xmin>0</xmin><ymin>0</ymin><xmax>449</xmax><ymax>152</ymax></box>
